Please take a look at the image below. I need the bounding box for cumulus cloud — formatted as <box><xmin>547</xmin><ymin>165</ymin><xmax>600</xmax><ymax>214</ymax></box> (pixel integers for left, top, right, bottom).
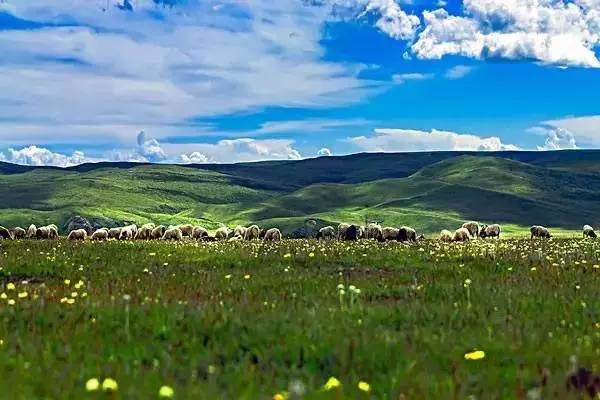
<box><xmin>542</xmin><ymin>115</ymin><xmax>600</xmax><ymax>146</ymax></box>
<box><xmin>530</xmin><ymin>126</ymin><xmax>578</xmax><ymax>150</ymax></box>
<box><xmin>180</xmin><ymin>152</ymin><xmax>209</xmax><ymax>164</ymax></box>
<box><xmin>411</xmin><ymin>1</ymin><xmax>600</xmax><ymax>68</ymax></box>
<box><xmin>0</xmin><ymin>146</ymin><xmax>88</xmax><ymax>167</ymax></box>
<box><xmin>136</xmin><ymin>131</ymin><xmax>166</xmax><ymax>162</ymax></box>
<box><xmin>348</xmin><ymin>128</ymin><xmax>520</xmax><ymax>152</ymax></box>
<box><xmin>317</xmin><ymin>148</ymin><xmax>333</xmax><ymax>157</ymax></box>
<box><xmin>357</xmin><ymin>0</ymin><xmax>421</xmax><ymax>40</ymax></box>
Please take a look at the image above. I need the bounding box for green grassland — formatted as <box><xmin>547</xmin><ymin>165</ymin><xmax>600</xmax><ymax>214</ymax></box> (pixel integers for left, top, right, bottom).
<box><xmin>2</xmin><ymin>150</ymin><xmax>600</xmax><ymax>235</ymax></box>
<box><xmin>0</xmin><ymin>239</ymin><xmax>598</xmax><ymax>399</ymax></box>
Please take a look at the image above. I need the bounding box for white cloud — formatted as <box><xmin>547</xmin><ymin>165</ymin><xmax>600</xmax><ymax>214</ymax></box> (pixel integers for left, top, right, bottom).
<box><xmin>357</xmin><ymin>0</ymin><xmax>421</xmax><ymax>40</ymax></box>
<box><xmin>445</xmin><ymin>65</ymin><xmax>475</xmax><ymax>79</ymax></box>
<box><xmin>411</xmin><ymin>1</ymin><xmax>600</xmax><ymax>68</ymax></box>
<box><xmin>317</xmin><ymin>148</ymin><xmax>333</xmax><ymax>157</ymax></box>
<box><xmin>392</xmin><ymin>72</ymin><xmax>435</xmax><ymax>83</ymax></box>
<box><xmin>348</xmin><ymin>128</ymin><xmax>520</xmax><ymax>152</ymax></box>
<box><xmin>0</xmin><ymin>146</ymin><xmax>89</xmax><ymax>167</ymax></box>
<box><xmin>532</xmin><ymin>126</ymin><xmax>578</xmax><ymax>150</ymax></box>
<box><xmin>255</xmin><ymin>118</ymin><xmax>372</xmax><ymax>135</ymax></box>
<box><xmin>136</xmin><ymin>131</ymin><xmax>166</xmax><ymax>162</ymax></box>
<box><xmin>542</xmin><ymin>115</ymin><xmax>600</xmax><ymax>146</ymax></box>
<box><xmin>180</xmin><ymin>152</ymin><xmax>209</xmax><ymax>164</ymax></box>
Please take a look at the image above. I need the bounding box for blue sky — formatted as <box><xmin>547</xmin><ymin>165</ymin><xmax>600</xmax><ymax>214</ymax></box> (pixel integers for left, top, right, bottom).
<box><xmin>0</xmin><ymin>0</ymin><xmax>599</xmax><ymax>166</ymax></box>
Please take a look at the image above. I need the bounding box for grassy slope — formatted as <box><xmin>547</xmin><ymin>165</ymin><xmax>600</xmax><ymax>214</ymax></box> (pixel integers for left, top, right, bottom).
<box><xmin>2</xmin><ymin>152</ymin><xmax>600</xmax><ymax>234</ymax></box>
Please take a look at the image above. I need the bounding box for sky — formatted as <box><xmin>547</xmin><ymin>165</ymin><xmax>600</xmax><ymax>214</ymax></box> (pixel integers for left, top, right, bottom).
<box><xmin>0</xmin><ymin>0</ymin><xmax>599</xmax><ymax>166</ymax></box>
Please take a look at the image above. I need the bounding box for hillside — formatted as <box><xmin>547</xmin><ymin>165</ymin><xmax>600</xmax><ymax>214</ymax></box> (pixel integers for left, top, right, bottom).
<box><xmin>1</xmin><ymin>150</ymin><xmax>600</xmax><ymax>234</ymax></box>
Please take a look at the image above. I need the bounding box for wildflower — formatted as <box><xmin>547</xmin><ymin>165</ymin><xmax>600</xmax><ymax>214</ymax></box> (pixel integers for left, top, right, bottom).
<box><xmin>101</xmin><ymin>378</ymin><xmax>118</xmax><ymax>392</ymax></box>
<box><xmin>7</xmin><ymin>299</ymin><xmax>15</xmax><ymax>306</ymax></box>
<box><xmin>60</xmin><ymin>297</ymin><xmax>68</xmax><ymax>303</ymax></box>
<box><xmin>74</xmin><ymin>280</ymin><xmax>84</xmax><ymax>289</ymax></box>
<box><xmin>85</xmin><ymin>378</ymin><xmax>100</xmax><ymax>392</ymax></box>
<box><xmin>71</xmin><ymin>292</ymin><xmax>78</xmax><ymax>298</ymax></box>
<box><xmin>464</xmin><ymin>350</ymin><xmax>485</xmax><ymax>360</ymax></box>
<box><xmin>244</xmin><ymin>274</ymin><xmax>251</xmax><ymax>280</ymax></box>
<box><xmin>273</xmin><ymin>393</ymin><xmax>288</xmax><ymax>400</ymax></box>
<box><xmin>283</xmin><ymin>253</ymin><xmax>291</xmax><ymax>258</ymax></box>
<box><xmin>308</xmin><ymin>252</ymin><xmax>315</xmax><ymax>257</ymax></box>
<box><xmin>463</xmin><ymin>279</ymin><xmax>472</xmax><ymax>287</ymax></box>
<box><xmin>0</xmin><ymin>293</ymin><xmax>7</xmax><ymax>299</ymax></box>
<box><xmin>6</xmin><ymin>283</ymin><xmax>15</xmax><ymax>291</ymax></box>
<box><xmin>17</xmin><ymin>292</ymin><xmax>28</xmax><ymax>299</ymax></box>
<box><xmin>64</xmin><ymin>279</ymin><xmax>71</xmax><ymax>286</ymax></box>
<box><xmin>149</xmin><ymin>252</ymin><xmax>156</xmax><ymax>256</ymax></box>
<box><xmin>225</xmin><ymin>274</ymin><xmax>232</xmax><ymax>279</ymax></box>
<box><xmin>358</xmin><ymin>381</ymin><xmax>371</xmax><ymax>392</ymax></box>
<box><xmin>67</xmin><ymin>298</ymin><xmax>75</xmax><ymax>305</ymax></box>
<box><xmin>323</xmin><ymin>376</ymin><xmax>341</xmax><ymax>391</ymax></box>
<box><xmin>158</xmin><ymin>385</ymin><xmax>174</xmax><ymax>398</ymax></box>
<box><xmin>337</xmin><ymin>284</ymin><xmax>345</xmax><ymax>291</ymax></box>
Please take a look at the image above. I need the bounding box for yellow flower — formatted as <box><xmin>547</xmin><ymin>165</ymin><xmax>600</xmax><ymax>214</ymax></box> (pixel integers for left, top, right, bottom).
<box><xmin>308</xmin><ymin>252</ymin><xmax>315</xmax><ymax>257</ymax></box>
<box><xmin>66</xmin><ymin>298</ymin><xmax>75</xmax><ymax>305</ymax></box>
<box><xmin>64</xmin><ymin>279</ymin><xmax>71</xmax><ymax>285</ymax></box>
<box><xmin>74</xmin><ymin>280</ymin><xmax>84</xmax><ymax>289</ymax></box>
<box><xmin>244</xmin><ymin>274</ymin><xmax>251</xmax><ymax>280</ymax></box>
<box><xmin>225</xmin><ymin>274</ymin><xmax>232</xmax><ymax>279</ymax></box>
<box><xmin>273</xmin><ymin>392</ymin><xmax>289</xmax><ymax>400</ymax></box>
<box><xmin>358</xmin><ymin>381</ymin><xmax>371</xmax><ymax>392</ymax></box>
<box><xmin>60</xmin><ymin>297</ymin><xmax>68</xmax><ymax>303</ymax></box>
<box><xmin>7</xmin><ymin>299</ymin><xmax>15</xmax><ymax>306</ymax></box>
<box><xmin>17</xmin><ymin>292</ymin><xmax>28</xmax><ymax>299</ymax></box>
<box><xmin>464</xmin><ymin>350</ymin><xmax>485</xmax><ymax>360</ymax></box>
<box><xmin>283</xmin><ymin>253</ymin><xmax>291</xmax><ymax>258</ymax></box>
<box><xmin>85</xmin><ymin>378</ymin><xmax>100</xmax><ymax>392</ymax></box>
<box><xmin>71</xmin><ymin>292</ymin><xmax>78</xmax><ymax>298</ymax></box>
<box><xmin>158</xmin><ymin>385</ymin><xmax>174</xmax><ymax>398</ymax></box>
<box><xmin>101</xmin><ymin>378</ymin><xmax>118</xmax><ymax>392</ymax></box>
<box><xmin>323</xmin><ymin>376</ymin><xmax>341</xmax><ymax>391</ymax></box>
<box><xmin>6</xmin><ymin>283</ymin><xmax>15</xmax><ymax>291</ymax></box>
<box><xmin>0</xmin><ymin>293</ymin><xmax>7</xmax><ymax>299</ymax></box>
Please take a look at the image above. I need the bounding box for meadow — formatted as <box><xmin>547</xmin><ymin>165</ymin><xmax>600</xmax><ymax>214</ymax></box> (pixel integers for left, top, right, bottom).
<box><xmin>0</xmin><ymin>238</ymin><xmax>598</xmax><ymax>399</ymax></box>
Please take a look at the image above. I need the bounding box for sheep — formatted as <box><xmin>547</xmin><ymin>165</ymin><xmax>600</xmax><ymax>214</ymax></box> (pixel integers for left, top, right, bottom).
<box><xmin>162</xmin><ymin>227</ymin><xmax>183</xmax><ymax>241</ymax></box>
<box><xmin>357</xmin><ymin>225</ymin><xmax>366</xmax><ymax>239</ymax></box>
<box><xmin>27</xmin><ymin>224</ymin><xmax>37</xmax><ymax>238</ymax></box>
<box><xmin>90</xmin><ymin>228</ymin><xmax>109</xmax><ymax>241</ymax></box>
<box><xmin>67</xmin><ymin>229</ymin><xmax>87</xmax><ymax>241</ymax></box>
<box><xmin>480</xmin><ymin>224</ymin><xmax>502</xmax><ymax>239</ymax></box>
<box><xmin>262</xmin><ymin>228</ymin><xmax>282</xmax><ymax>242</ymax></box>
<box><xmin>398</xmin><ymin>226</ymin><xmax>417</xmax><ymax>242</ymax></box>
<box><xmin>461</xmin><ymin>221</ymin><xmax>481</xmax><ymax>238</ymax></box>
<box><xmin>233</xmin><ymin>225</ymin><xmax>247</xmax><ymax>239</ymax></box>
<box><xmin>192</xmin><ymin>226</ymin><xmax>209</xmax><ymax>240</ymax></box>
<box><xmin>36</xmin><ymin>225</ymin><xmax>58</xmax><ymax>240</ymax></box>
<box><xmin>178</xmin><ymin>224</ymin><xmax>194</xmax><ymax>237</ymax></box>
<box><xmin>118</xmin><ymin>224</ymin><xmax>138</xmax><ymax>241</ymax></box>
<box><xmin>108</xmin><ymin>227</ymin><xmax>122</xmax><ymax>239</ymax></box>
<box><xmin>583</xmin><ymin>225</ymin><xmax>597</xmax><ymax>239</ymax></box>
<box><xmin>10</xmin><ymin>227</ymin><xmax>26</xmax><ymax>240</ymax></box>
<box><xmin>244</xmin><ymin>225</ymin><xmax>260</xmax><ymax>241</ymax></box>
<box><xmin>316</xmin><ymin>226</ymin><xmax>336</xmax><ymax>240</ymax></box>
<box><xmin>530</xmin><ymin>225</ymin><xmax>552</xmax><ymax>239</ymax></box>
<box><xmin>229</xmin><ymin>235</ymin><xmax>243</xmax><ymax>242</ymax></box>
<box><xmin>151</xmin><ymin>225</ymin><xmax>166</xmax><ymax>240</ymax></box>
<box><xmin>339</xmin><ymin>224</ymin><xmax>359</xmax><ymax>241</ymax></box>
<box><xmin>215</xmin><ymin>227</ymin><xmax>232</xmax><ymax>241</ymax></box>
<box><xmin>440</xmin><ymin>230</ymin><xmax>453</xmax><ymax>242</ymax></box>
<box><xmin>453</xmin><ymin>228</ymin><xmax>471</xmax><ymax>242</ymax></box>
<box><xmin>366</xmin><ymin>223</ymin><xmax>384</xmax><ymax>241</ymax></box>
<box><xmin>136</xmin><ymin>223</ymin><xmax>156</xmax><ymax>240</ymax></box>
<box><xmin>381</xmin><ymin>227</ymin><xmax>399</xmax><ymax>241</ymax></box>
<box><xmin>0</xmin><ymin>226</ymin><xmax>12</xmax><ymax>240</ymax></box>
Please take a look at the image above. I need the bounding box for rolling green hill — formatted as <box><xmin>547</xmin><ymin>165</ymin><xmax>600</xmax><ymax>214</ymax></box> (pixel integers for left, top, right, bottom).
<box><xmin>1</xmin><ymin>150</ymin><xmax>600</xmax><ymax>235</ymax></box>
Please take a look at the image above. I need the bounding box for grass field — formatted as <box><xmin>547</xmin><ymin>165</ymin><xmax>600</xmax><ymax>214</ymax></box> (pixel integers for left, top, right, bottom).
<box><xmin>0</xmin><ymin>238</ymin><xmax>599</xmax><ymax>399</ymax></box>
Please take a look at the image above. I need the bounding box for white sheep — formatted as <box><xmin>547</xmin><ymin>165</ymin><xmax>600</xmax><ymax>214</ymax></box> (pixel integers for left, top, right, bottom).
<box><xmin>0</xmin><ymin>226</ymin><xmax>12</xmax><ymax>240</ymax></box>
<box><xmin>366</xmin><ymin>223</ymin><xmax>384</xmax><ymax>241</ymax></box>
<box><xmin>178</xmin><ymin>224</ymin><xmax>194</xmax><ymax>237</ymax></box>
<box><xmin>67</xmin><ymin>229</ymin><xmax>87</xmax><ymax>241</ymax></box>
<box><xmin>398</xmin><ymin>226</ymin><xmax>417</xmax><ymax>242</ymax></box>
<box><xmin>27</xmin><ymin>224</ymin><xmax>37</xmax><ymax>238</ymax></box>
<box><xmin>90</xmin><ymin>228</ymin><xmax>109</xmax><ymax>241</ymax></box>
<box><xmin>244</xmin><ymin>225</ymin><xmax>260</xmax><ymax>240</ymax></box>
<box><xmin>36</xmin><ymin>225</ymin><xmax>59</xmax><ymax>240</ymax></box>
<box><xmin>151</xmin><ymin>225</ymin><xmax>166</xmax><ymax>240</ymax></box>
<box><xmin>461</xmin><ymin>222</ymin><xmax>480</xmax><ymax>238</ymax></box>
<box><xmin>480</xmin><ymin>224</ymin><xmax>501</xmax><ymax>239</ymax></box>
<box><xmin>453</xmin><ymin>228</ymin><xmax>471</xmax><ymax>242</ymax></box>
<box><xmin>316</xmin><ymin>226</ymin><xmax>336</xmax><ymax>240</ymax></box>
<box><xmin>440</xmin><ymin>229</ymin><xmax>453</xmax><ymax>242</ymax></box>
<box><xmin>530</xmin><ymin>225</ymin><xmax>551</xmax><ymax>239</ymax></box>
<box><xmin>162</xmin><ymin>227</ymin><xmax>183</xmax><ymax>241</ymax></box>
<box><xmin>10</xmin><ymin>227</ymin><xmax>26</xmax><ymax>240</ymax></box>
<box><xmin>108</xmin><ymin>227</ymin><xmax>122</xmax><ymax>239</ymax></box>
<box><xmin>192</xmin><ymin>226</ymin><xmax>209</xmax><ymax>240</ymax></box>
<box><xmin>382</xmin><ymin>227</ymin><xmax>399</xmax><ymax>241</ymax></box>
<box><xmin>136</xmin><ymin>223</ymin><xmax>156</xmax><ymax>240</ymax></box>
<box><xmin>215</xmin><ymin>227</ymin><xmax>231</xmax><ymax>241</ymax></box>
<box><xmin>118</xmin><ymin>224</ymin><xmax>138</xmax><ymax>241</ymax></box>
<box><xmin>262</xmin><ymin>228</ymin><xmax>282</xmax><ymax>241</ymax></box>
<box><xmin>233</xmin><ymin>225</ymin><xmax>247</xmax><ymax>238</ymax></box>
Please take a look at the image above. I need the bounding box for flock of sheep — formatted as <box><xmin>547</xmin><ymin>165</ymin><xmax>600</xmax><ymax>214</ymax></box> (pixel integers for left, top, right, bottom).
<box><xmin>0</xmin><ymin>221</ymin><xmax>597</xmax><ymax>242</ymax></box>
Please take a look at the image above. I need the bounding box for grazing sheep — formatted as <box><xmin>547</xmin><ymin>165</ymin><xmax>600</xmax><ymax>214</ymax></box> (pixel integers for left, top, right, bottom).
<box><xmin>440</xmin><ymin>230</ymin><xmax>453</xmax><ymax>242</ymax></box>
<box><xmin>162</xmin><ymin>227</ymin><xmax>183</xmax><ymax>241</ymax></box>
<box><xmin>10</xmin><ymin>227</ymin><xmax>26</xmax><ymax>240</ymax></box>
<box><xmin>340</xmin><ymin>224</ymin><xmax>359</xmax><ymax>241</ymax></box>
<box><xmin>27</xmin><ymin>224</ymin><xmax>37</xmax><ymax>238</ymax></box>
<box><xmin>337</xmin><ymin>223</ymin><xmax>350</xmax><ymax>240</ymax></box>
<box><xmin>530</xmin><ymin>225</ymin><xmax>552</xmax><ymax>239</ymax></box>
<box><xmin>244</xmin><ymin>225</ymin><xmax>260</xmax><ymax>241</ymax></box>
<box><xmin>453</xmin><ymin>228</ymin><xmax>471</xmax><ymax>242</ymax></box>
<box><xmin>178</xmin><ymin>224</ymin><xmax>194</xmax><ymax>237</ymax></box>
<box><xmin>192</xmin><ymin>226</ymin><xmax>209</xmax><ymax>240</ymax></box>
<box><xmin>262</xmin><ymin>228</ymin><xmax>282</xmax><ymax>242</ymax></box>
<box><xmin>233</xmin><ymin>225</ymin><xmax>247</xmax><ymax>238</ymax></box>
<box><xmin>150</xmin><ymin>225</ymin><xmax>166</xmax><ymax>240</ymax></box>
<box><xmin>462</xmin><ymin>221</ymin><xmax>481</xmax><ymax>238</ymax></box>
<box><xmin>119</xmin><ymin>224</ymin><xmax>138</xmax><ymax>241</ymax></box>
<box><xmin>215</xmin><ymin>227</ymin><xmax>232</xmax><ymax>241</ymax></box>
<box><xmin>90</xmin><ymin>228</ymin><xmax>109</xmax><ymax>241</ymax></box>
<box><xmin>382</xmin><ymin>227</ymin><xmax>399</xmax><ymax>241</ymax></box>
<box><xmin>480</xmin><ymin>224</ymin><xmax>502</xmax><ymax>239</ymax></box>
<box><xmin>0</xmin><ymin>226</ymin><xmax>12</xmax><ymax>240</ymax></box>
<box><xmin>67</xmin><ymin>229</ymin><xmax>87</xmax><ymax>241</ymax></box>
<box><xmin>357</xmin><ymin>225</ymin><xmax>366</xmax><ymax>239</ymax></box>
<box><xmin>583</xmin><ymin>225</ymin><xmax>597</xmax><ymax>239</ymax></box>
<box><xmin>398</xmin><ymin>226</ymin><xmax>417</xmax><ymax>242</ymax></box>
<box><xmin>366</xmin><ymin>223</ymin><xmax>384</xmax><ymax>241</ymax></box>
<box><xmin>36</xmin><ymin>225</ymin><xmax>58</xmax><ymax>240</ymax></box>
<box><xmin>316</xmin><ymin>226</ymin><xmax>336</xmax><ymax>240</ymax></box>
<box><xmin>136</xmin><ymin>223</ymin><xmax>156</xmax><ymax>240</ymax></box>
<box><xmin>108</xmin><ymin>227</ymin><xmax>122</xmax><ymax>239</ymax></box>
